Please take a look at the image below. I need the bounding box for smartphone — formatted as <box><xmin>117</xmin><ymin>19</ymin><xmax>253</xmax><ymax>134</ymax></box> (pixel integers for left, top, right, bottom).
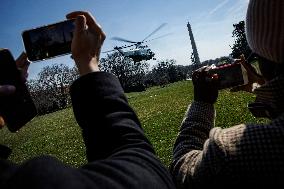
<box><xmin>22</xmin><ymin>19</ymin><xmax>75</xmax><ymax>61</ymax></box>
<box><xmin>0</xmin><ymin>49</ymin><xmax>37</xmax><ymax>132</ymax></box>
<box><xmin>209</xmin><ymin>63</ymin><xmax>248</xmax><ymax>90</ymax></box>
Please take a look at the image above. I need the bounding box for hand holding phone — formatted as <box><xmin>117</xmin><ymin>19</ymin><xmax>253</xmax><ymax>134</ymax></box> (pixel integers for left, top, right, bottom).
<box><xmin>66</xmin><ymin>11</ymin><xmax>106</xmax><ymax>75</ymax></box>
<box><xmin>192</xmin><ymin>61</ymin><xmax>249</xmax><ymax>104</ymax></box>
<box><xmin>229</xmin><ymin>55</ymin><xmax>265</xmax><ymax>93</ymax></box>
<box><xmin>0</xmin><ymin>49</ymin><xmax>37</xmax><ymax>132</ymax></box>
<box><xmin>192</xmin><ymin>66</ymin><xmax>219</xmax><ymax>104</ymax></box>
<box><xmin>208</xmin><ymin>62</ymin><xmax>249</xmax><ymax>90</ymax></box>
<box><xmin>22</xmin><ymin>11</ymin><xmax>105</xmax><ymax>76</ymax></box>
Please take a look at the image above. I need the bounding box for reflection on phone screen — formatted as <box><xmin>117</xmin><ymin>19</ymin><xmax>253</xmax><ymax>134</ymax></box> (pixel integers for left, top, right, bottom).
<box><xmin>211</xmin><ymin>63</ymin><xmax>245</xmax><ymax>89</ymax></box>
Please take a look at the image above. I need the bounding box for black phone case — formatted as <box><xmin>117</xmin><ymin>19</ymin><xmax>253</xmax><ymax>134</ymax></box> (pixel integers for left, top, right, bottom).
<box><xmin>0</xmin><ymin>49</ymin><xmax>37</xmax><ymax>132</ymax></box>
<box><xmin>22</xmin><ymin>19</ymin><xmax>75</xmax><ymax>62</ymax></box>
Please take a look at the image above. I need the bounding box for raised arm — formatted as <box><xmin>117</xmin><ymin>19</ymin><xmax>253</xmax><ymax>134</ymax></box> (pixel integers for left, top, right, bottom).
<box><xmin>67</xmin><ymin>11</ymin><xmax>174</xmax><ymax>188</ymax></box>
<box><xmin>170</xmin><ymin>67</ymin><xmax>226</xmax><ymax>188</ymax></box>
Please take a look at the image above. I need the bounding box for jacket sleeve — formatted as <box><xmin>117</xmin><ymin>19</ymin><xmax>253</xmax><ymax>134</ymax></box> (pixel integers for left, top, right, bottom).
<box><xmin>170</xmin><ymin>101</ymin><xmax>227</xmax><ymax>188</ymax></box>
<box><xmin>70</xmin><ymin>72</ymin><xmax>154</xmax><ymax>161</ymax></box>
<box><xmin>70</xmin><ymin>72</ymin><xmax>175</xmax><ymax>189</ymax></box>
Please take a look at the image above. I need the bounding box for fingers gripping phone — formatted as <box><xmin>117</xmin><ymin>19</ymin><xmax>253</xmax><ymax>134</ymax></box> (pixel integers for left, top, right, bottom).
<box><xmin>0</xmin><ymin>49</ymin><xmax>37</xmax><ymax>132</ymax></box>
<box><xmin>209</xmin><ymin>63</ymin><xmax>248</xmax><ymax>90</ymax></box>
<box><xmin>22</xmin><ymin>19</ymin><xmax>75</xmax><ymax>61</ymax></box>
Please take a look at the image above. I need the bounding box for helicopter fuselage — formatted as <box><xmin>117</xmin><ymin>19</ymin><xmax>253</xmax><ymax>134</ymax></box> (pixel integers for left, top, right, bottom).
<box><xmin>105</xmin><ymin>23</ymin><xmax>167</xmax><ymax>62</ymax></box>
<box><xmin>119</xmin><ymin>48</ymin><xmax>155</xmax><ymax>62</ymax></box>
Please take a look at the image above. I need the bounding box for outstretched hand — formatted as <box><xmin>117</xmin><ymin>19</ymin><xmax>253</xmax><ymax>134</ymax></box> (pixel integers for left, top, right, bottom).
<box><xmin>0</xmin><ymin>52</ymin><xmax>30</xmax><ymax>128</ymax></box>
<box><xmin>230</xmin><ymin>54</ymin><xmax>265</xmax><ymax>93</ymax></box>
<box><xmin>192</xmin><ymin>66</ymin><xmax>219</xmax><ymax>104</ymax></box>
<box><xmin>66</xmin><ymin>11</ymin><xmax>106</xmax><ymax>76</ymax></box>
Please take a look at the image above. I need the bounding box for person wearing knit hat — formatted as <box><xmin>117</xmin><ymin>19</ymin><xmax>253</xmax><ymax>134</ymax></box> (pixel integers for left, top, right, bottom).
<box><xmin>246</xmin><ymin>0</ymin><xmax>284</xmax><ymax>64</ymax></box>
<box><xmin>171</xmin><ymin>0</ymin><xmax>284</xmax><ymax>188</ymax></box>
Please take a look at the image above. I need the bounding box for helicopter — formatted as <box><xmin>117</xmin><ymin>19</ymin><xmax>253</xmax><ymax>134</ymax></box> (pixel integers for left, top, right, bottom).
<box><xmin>102</xmin><ymin>23</ymin><xmax>169</xmax><ymax>62</ymax></box>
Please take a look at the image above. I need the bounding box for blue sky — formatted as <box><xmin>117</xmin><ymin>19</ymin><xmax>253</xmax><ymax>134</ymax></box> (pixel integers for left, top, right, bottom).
<box><xmin>0</xmin><ymin>0</ymin><xmax>249</xmax><ymax>79</ymax></box>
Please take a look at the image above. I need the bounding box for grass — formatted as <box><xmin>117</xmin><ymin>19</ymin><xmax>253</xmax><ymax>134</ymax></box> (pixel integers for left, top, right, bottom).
<box><xmin>0</xmin><ymin>80</ymin><xmax>267</xmax><ymax>167</ymax></box>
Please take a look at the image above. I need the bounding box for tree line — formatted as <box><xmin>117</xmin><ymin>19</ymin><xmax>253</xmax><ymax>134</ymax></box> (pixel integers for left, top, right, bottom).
<box><xmin>27</xmin><ymin>54</ymin><xmax>233</xmax><ymax>115</ymax></box>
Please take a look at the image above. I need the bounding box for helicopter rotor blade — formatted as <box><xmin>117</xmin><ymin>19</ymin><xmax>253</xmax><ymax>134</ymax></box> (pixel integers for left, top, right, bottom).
<box><xmin>142</xmin><ymin>23</ymin><xmax>167</xmax><ymax>42</ymax></box>
<box><xmin>111</xmin><ymin>37</ymin><xmax>138</xmax><ymax>43</ymax></box>
<box><xmin>102</xmin><ymin>49</ymin><xmax>116</xmax><ymax>53</ymax></box>
<box><xmin>145</xmin><ymin>33</ymin><xmax>173</xmax><ymax>43</ymax></box>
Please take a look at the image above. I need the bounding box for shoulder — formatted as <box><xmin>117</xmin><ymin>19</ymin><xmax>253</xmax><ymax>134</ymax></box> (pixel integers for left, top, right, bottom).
<box><xmin>210</xmin><ymin>120</ymin><xmax>284</xmax><ymax>150</ymax></box>
<box><xmin>208</xmin><ymin>121</ymin><xmax>284</xmax><ymax>177</ymax></box>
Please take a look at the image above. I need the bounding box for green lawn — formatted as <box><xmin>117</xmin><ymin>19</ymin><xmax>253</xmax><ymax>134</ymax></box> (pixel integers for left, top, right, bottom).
<box><xmin>0</xmin><ymin>80</ymin><xmax>267</xmax><ymax>167</ymax></box>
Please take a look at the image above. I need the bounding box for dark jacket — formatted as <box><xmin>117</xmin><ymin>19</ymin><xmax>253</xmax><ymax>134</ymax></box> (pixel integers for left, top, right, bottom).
<box><xmin>0</xmin><ymin>72</ymin><xmax>175</xmax><ymax>189</ymax></box>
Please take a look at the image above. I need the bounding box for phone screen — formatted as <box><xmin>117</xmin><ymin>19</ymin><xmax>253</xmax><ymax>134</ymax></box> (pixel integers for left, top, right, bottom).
<box><xmin>0</xmin><ymin>49</ymin><xmax>37</xmax><ymax>132</ymax></box>
<box><xmin>210</xmin><ymin>63</ymin><xmax>246</xmax><ymax>89</ymax></box>
<box><xmin>22</xmin><ymin>19</ymin><xmax>75</xmax><ymax>61</ymax></box>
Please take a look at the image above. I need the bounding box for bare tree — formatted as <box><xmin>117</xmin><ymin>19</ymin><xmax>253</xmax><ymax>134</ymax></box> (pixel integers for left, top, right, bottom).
<box><xmin>100</xmin><ymin>52</ymin><xmax>149</xmax><ymax>92</ymax></box>
<box><xmin>28</xmin><ymin>64</ymin><xmax>79</xmax><ymax>114</ymax></box>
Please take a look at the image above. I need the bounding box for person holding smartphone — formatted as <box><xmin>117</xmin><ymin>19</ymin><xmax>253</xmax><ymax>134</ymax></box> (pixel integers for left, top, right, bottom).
<box><xmin>170</xmin><ymin>0</ymin><xmax>284</xmax><ymax>188</ymax></box>
<box><xmin>0</xmin><ymin>52</ymin><xmax>31</xmax><ymax>159</ymax></box>
<box><xmin>0</xmin><ymin>11</ymin><xmax>175</xmax><ymax>189</ymax></box>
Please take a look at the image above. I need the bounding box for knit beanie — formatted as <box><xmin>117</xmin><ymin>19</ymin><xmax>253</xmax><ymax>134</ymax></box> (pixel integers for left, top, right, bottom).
<box><xmin>246</xmin><ymin>0</ymin><xmax>284</xmax><ymax>63</ymax></box>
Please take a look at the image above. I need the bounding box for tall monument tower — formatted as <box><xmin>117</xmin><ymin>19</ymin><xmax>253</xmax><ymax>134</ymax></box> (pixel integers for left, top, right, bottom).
<box><xmin>187</xmin><ymin>22</ymin><xmax>200</xmax><ymax>65</ymax></box>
